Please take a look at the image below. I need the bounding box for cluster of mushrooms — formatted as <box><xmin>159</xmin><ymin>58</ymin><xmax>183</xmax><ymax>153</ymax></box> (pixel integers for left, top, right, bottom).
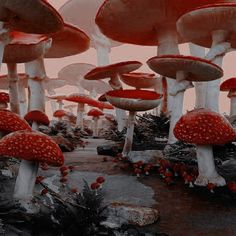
<box><xmin>0</xmin><ymin>0</ymin><xmax>236</xmax><ymax>209</ymax></box>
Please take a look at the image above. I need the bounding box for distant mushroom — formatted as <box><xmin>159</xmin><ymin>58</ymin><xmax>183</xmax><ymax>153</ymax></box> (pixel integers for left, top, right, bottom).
<box><xmin>106</xmin><ymin>90</ymin><xmax>162</xmax><ymax>158</ymax></box>
<box><xmin>58</xmin><ymin>63</ymin><xmax>96</xmax><ymax>93</ymax></box>
<box><xmin>85</xmin><ymin>61</ymin><xmax>142</xmax><ymax>131</ymax></box>
<box><xmin>147</xmin><ymin>55</ymin><xmax>223</xmax><ymax>144</ymax></box>
<box><xmin>174</xmin><ymin>108</ymin><xmax>236</xmax><ymax>186</ymax></box>
<box><xmin>59</xmin><ymin>0</ymin><xmax>121</xmax><ymax>66</ymax></box>
<box><xmin>220</xmin><ymin>78</ymin><xmax>236</xmax><ymax>116</ymax></box>
<box><xmin>87</xmin><ymin>109</ymin><xmax>104</xmax><ymax>137</ymax></box>
<box><xmin>65</xmin><ymin>93</ymin><xmax>98</xmax><ymax>128</ymax></box>
<box><xmin>0</xmin><ymin>130</ymin><xmax>64</xmax><ymax>201</ymax></box>
<box><xmin>0</xmin><ymin>92</ymin><xmax>9</xmax><ymax>109</ymax></box>
<box><xmin>53</xmin><ymin>109</ymin><xmax>68</xmax><ymax>121</ymax></box>
<box><xmin>24</xmin><ymin>110</ymin><xmax>50</xmax><ymax>129</ymax></box>
<box><xmin>63</xmin><ymin>104</ymin><xmax>77</xmax><ymax>113</ymax></box>
<box><xmin>47</xmin><ymin>94</ymin><xmax>67</xmax><ymax>110</ymax></box>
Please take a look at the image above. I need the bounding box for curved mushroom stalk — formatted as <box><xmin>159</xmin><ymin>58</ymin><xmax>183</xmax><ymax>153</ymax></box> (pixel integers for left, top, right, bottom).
<box><xmin>122</xmin><ymin>111</ymin><xmax>136</xmax><ymax>158</ymax></box>
<box><xmin>195</xmin><ymin>145</ymin><xmax>226</xmax><ymax>186</ymax></box>
<box><xmin>76</xmin><ymin>103</ymin><xmax>85</xmax><ymax>129</ymax></box>
<box><xmin>7</xmin><ymin>63</ymin><xmax>20</xmax><ymax>114</ymax></box>
<box><xmin>92</xmin><ymin>25</ymin><xmax>111</xmax><ymax>66</ymax></box>
<box><xmin>189</xmin><ymin>43</ymin><xmax>206</xmax><ymax>109</ymax></box>
<box><xmin>204</xmin><ymin>30</ymin><xmax>231</xmax><ymax>112</ymax></box>
<box><xmin>18</xmin><ymin>79</ymin><xmax>28</xmax><ymax>117</ymax></box>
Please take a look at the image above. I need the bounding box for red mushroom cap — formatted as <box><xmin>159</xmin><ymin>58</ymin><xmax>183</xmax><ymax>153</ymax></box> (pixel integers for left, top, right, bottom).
<box><xmin>65</xmin><ymin>93</ymin><xmax>98</xmax><ymax>107</ymax></box>
<box><xmin>98</xmin><ymin>94</ymin><xmax>107</xmax><ymax>102</ymax></box>
<box><xmin>0</xmin><ymin>130</ymin><xmax>64</xmax><ymax>166</ymax></box>
<box><xmin>121</xmin><ymin>72</ymin><xmax>159</xmax><ymax>89</ymax></box>
<box><xmin>53</xmin><ymin>110</ymin><xmax>67</xmax><ymax>118</ymax></box>
<box><xmin>147</xmin><ymin>55</ymin><xmax>223</xmax><ymax>82</ymax></box>
<box><xmin>0</xmin><ymin>110</ymin><xmax>31</xmax><ymax>133</ymax></box>
<box><xmin>24</xmin><ymin>110</ymin><xmax>50</xmax><ymax>126</ymax></box>
<box><xmin>106</xmin><ymin>89</ymin><xmax>162</xmax><ymax>111</ymax></box>
<box><xmin>96</xmin><ymin>176</ymin><xmax>105</xmax><ymax>184</ymax></box>
<box><xmin>87</xmin><ymin>109</ymin><xmax>104</xmax><ymax>117</ymax></box>
<box><xmin>45</xmin><ymin>23</ymin><xmax>90</xmax><ymax>58</ymax></box>
<box><xmin>0</xmin><ymin>92</ymin><xmax>9</xmax><ymax>103</ymax></box>
<box><xmin>174</xmin><ymin>109</ymin><xmax>236</xmax><ymax>145</ymax></box>
<box><xmin>84</xmin><ymin>61</ymin><xmax>142</xmax><ymax>80</ymax></box>
<box><xmin>96</xmin><ymin>101</ymin><xmax>114</xmax><ymax>110</ymax></box>
<box><xmin>220</xmin><ymin>78</ymin><xmax>236</xmax><ymax>91</ymax></box>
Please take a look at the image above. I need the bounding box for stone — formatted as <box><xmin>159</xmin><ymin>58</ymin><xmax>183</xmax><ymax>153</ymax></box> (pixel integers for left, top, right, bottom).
<box><xmin>105</xmin><ymin>202</ymin><xmax>159</xmax><ymax>227</ymax></box>
<box><xmin>129</xmin><ymin>150</ymin><xmax>163</xmax><ymax>164</ymax></box>
<box><xmin>51</xmin><ymin>136</ymin><xmax>75</xmax><ymax>152</ymax></box>
<box><xmin>97</xmin><ymin>145</ymin><xmax>122</xmax><ymax>157</ymax></box>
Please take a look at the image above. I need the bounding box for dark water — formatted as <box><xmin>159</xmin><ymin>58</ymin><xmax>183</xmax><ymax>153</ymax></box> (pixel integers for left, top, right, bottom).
<box><xmin>142</xmin><ymin>177</ymin><xmax>236</xmax><ymax>236</ymax></box>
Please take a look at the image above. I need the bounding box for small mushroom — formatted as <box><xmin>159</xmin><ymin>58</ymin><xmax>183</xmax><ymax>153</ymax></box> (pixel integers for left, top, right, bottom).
<box><xmin>87</xmin><ymin>108</ymin><xmax>104</xmax><ymax>137</ymax></box>
<box><xmin>0</xmin><ymin>92</ymin><xmax>9</xmax><ymax>109</ymax></box>
<box><xmin>24</xmin><ymin>110</ymin><xmax>49</xmax><ymax>129</ymax></box>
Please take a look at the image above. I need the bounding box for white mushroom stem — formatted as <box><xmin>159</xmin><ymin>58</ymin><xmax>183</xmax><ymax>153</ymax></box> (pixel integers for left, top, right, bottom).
<box><xmin>96</xmin><ymin>44</ymin><xmax>110</xmax><ymax>66</ymax></box>
<box><xmin>204</xmin><ymin>30</ymin><xmax>231</xmax><ymax>112</ymax></box>
<box><xmin>189</xmin><ymin>43</ymin><xmax>206</xmax><ymax>109</ymax></box>
<box><xmin>76</xmin><ymin>103</ymin><xmax>84</xmax><ymax>129</ymax></box>
<box><xmin>157</xmin><ymin>29</ymin><xmax>180</xmax><ymax>114</ymax></box>
<box><xmin>122</xmin><ymin>111</ymin><xmax>136</xmax><ymax>158</ymax></box>
<box><xmin>58</xmin><ymin>100</ymin><xmax>64</xmax><ymax>110</ymax></box>
<box><xmin>7</xmin><ymin>63</ymin><xmax>20</xmax><ymax>114</ymax></box>
<box><xmin>25</xmin><ymin>57</ymin><xmax>46</xmax><ymax>112</ymax></box>
<box><xmin>47</xmin><ymin>89</ymin><xmax>58</xmax><ymax>113</ymax></box>
<box><xmin>92</xmin><ymin>117</ymin><xmax>99</xmax><ymax>136</ymax></box>
<box><xmin>0</xmin><ymin>22</ymin><xmax>10</xmax><ymax>71</ymax></box>
<box><xmin>14</xmin><ymin>121</ymin><xmax>39</xmax><ymax>201</ymax></box>
<box><xmin>228</xmin><ymin>91</ymin><xmax>236</xmax><ymax>117</ymax></box>
<box><xmin>195</xmin><ymin>145</ymin><xmax>226</xmax><ymax>186</ymax></box>
<box><xmin>18</xmin><ymin>79</ymin><xmax>28</xmax><ymax>117</ymax></box>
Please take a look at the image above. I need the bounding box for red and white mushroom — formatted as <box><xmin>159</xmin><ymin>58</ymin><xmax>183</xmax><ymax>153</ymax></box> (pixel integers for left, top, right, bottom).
<box><xmin>65</xmin><ymin>93</ymin><xmax>98</xmax><ymax>128</ymax></box>
<box><xmin>53</xmin><ymin>109</ymin><xmax>68</xmax><ymax>121</ymax></box>
<box><xmin>87</xmin><ymin>108</ymin><xmax>104</xmax><ymax>137</ymax></box>
<box><xmin>147</xmin><ymin>55</ymin><xmax>223</xmax><ymax>144</ymax></box>
<box><xmin>220</xmin><ymin>78</ymin><xmax>236</xmax><ymax>116</ymax></box>
<box><xmin>85</xmin><ymin>61</ymin><xmax>142</xmax><ymax>131</ymax></box>
<box><xmin>24</xmin><ymin>110</ymin><xmax>50</xmax><ymax>129</ymax></box>
<box><xmin>174</xmin><ymin>109</ymin><xmax>236</xmax><ymax>186</ymax></box>
<box><xmin>177</xmin><ymin>3</ymin><xmax>236</xmax><ymax>112</ymax></box>
<box><xmin>0</xmin><ymin>130</ymin><xmax>64</xmax><ymax>201</ymax></box>
<box><xmin>106</xmin><ymin>90</ymin><xmax>162</xmax><ymax>157</ymax></box>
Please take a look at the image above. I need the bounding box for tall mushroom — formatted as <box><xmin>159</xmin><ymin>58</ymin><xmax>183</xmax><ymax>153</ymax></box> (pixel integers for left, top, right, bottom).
<box><xmin>95</xmin><ymin>0</ymin><xmax>223</xmax><ymax>114</ymax></box>
<box><xmin>0</xmin><ymin>130</ymin><xmax>64</xmax><ymax>201</ymax></box>
<box><xmin>87</xmin><ymin>108</ymin><xmax>104</xmax><ymax>137</ymax></box>
<box><xmin>85</xmin><ymin>61</ymin><xmax>142</xmax><ymax>131</ymax></box>
<box><xmin>220</xmin><ymin>78</ymin><xmax>236</xmax><ymax>116</ymax></box>
<box><xmin>174</xmin><ymin>108</ymin><xmax>236</xmax><ymax>186</ymax></box>
<box><xmin>59</xmin><ymin>0</ymin><xmax>121</xmax><ymax>66</ymax></box>
<box><xmin>147</xmin><ymin>55</ymin><xmax>223</xmax><ymax>144</ymax></box>
<box><xmin>177</xmin><ymin>3</ymin><xmax>236</xmax><ymax>112</ymax></box>
<box><xmin>0</xmin><ymin>0</ymin><xmax>63</xmax><ymax>70</ymax></box>
<box><xmin>106</xmin><ymin>90</ymin><xmax>162</xmax><ymax>158</ymax></box>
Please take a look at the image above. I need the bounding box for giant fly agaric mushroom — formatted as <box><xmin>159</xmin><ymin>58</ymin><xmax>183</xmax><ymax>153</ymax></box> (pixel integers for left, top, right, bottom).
<box><xmin>106</xmin><ymin>90</ymin><xmax>162</xmax><ymax>158</ymax></box>
<box><xmin>87</xmin><ymin>108</ymin><xmax>104</xmax><ymax>137</ymax></box>
<box><xmin>177</xmin><ymin>3</ymin><xmax>236</xmax><ymax>112</ymax></box>
<box><xmin>174</xmin><ymin>109</ymin><xmax>236</xmax><ymax>186</ymax></box>
<box><xmin>220</xmin><ymin>78</ymin><xmax>236</xmax><ymax>116</ymax></box>
<box><xmin>0</xmin><ymin>130</ymin><xmax>64</xmax><ymax>201</ymax></box>
<box><xmin>147</xmin><ymin>55</ymin><xmax>223</xmax><ymax>144</ymax></box>
<box><xmin>85</xmin><ymin>61</ymin><xmax>142</xmax><ymax>131</ymax></box>
<box><xmin>95</xmin><ymin>0</ymin><xmax>224</xmax><ymax>115</ymax></box>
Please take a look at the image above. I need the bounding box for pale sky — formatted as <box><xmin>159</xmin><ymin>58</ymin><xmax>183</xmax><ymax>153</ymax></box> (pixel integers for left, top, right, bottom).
<box><xmin>1</xmin><ymin>0</ymin><xmax>235</xmax><ymax>117</ymax></box>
